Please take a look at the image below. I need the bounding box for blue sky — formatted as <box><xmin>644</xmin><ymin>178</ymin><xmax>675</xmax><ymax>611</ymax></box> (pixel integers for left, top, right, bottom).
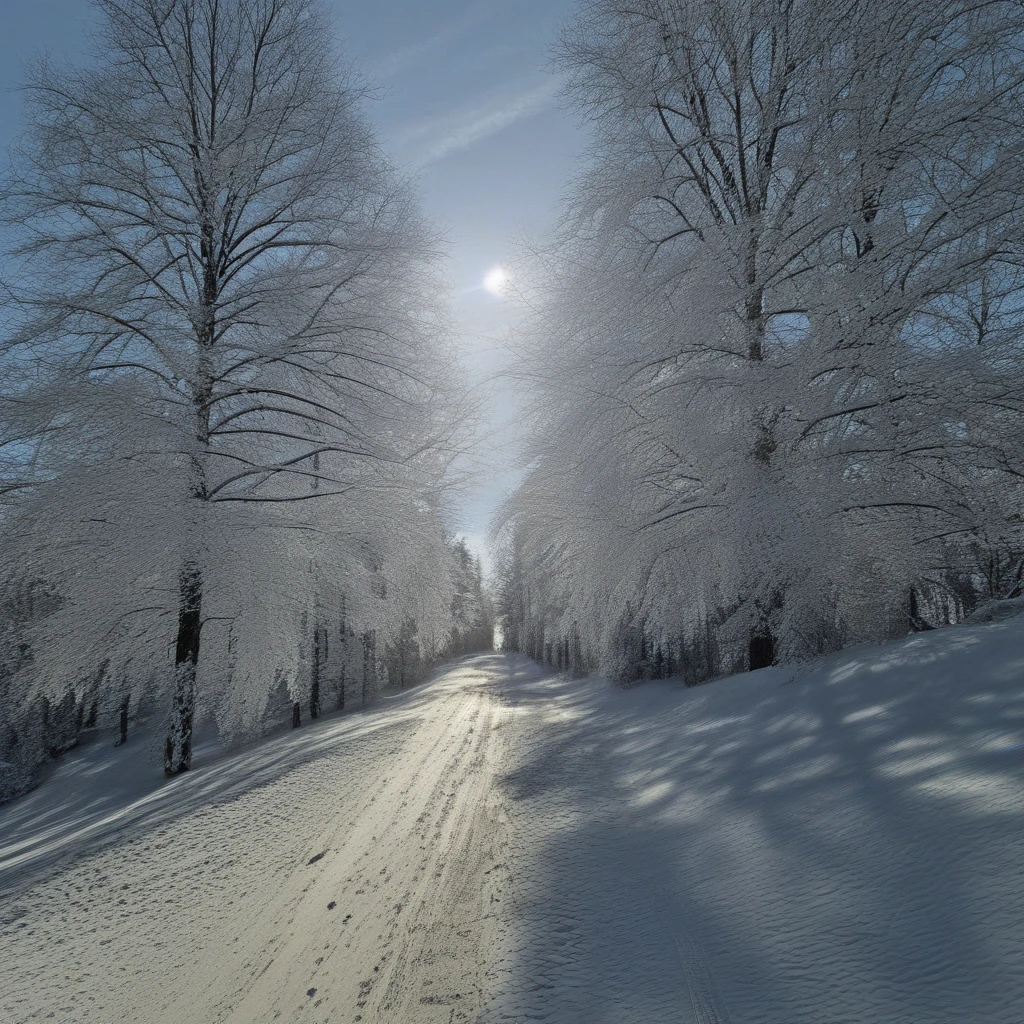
<box><xmin>0</xmin><ymin>0</ymin><xmax>590</xmax><ymax>562</ymax></box>
<box><xmin>331</xmin><ymin>1</ymin><xmax>590</xmax><ymax>560</ymax></box>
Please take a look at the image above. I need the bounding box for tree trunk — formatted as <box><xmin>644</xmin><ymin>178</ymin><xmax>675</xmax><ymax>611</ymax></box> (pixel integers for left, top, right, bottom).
<box><xmin>749</xmin><ymin>591</ymin><xmax>779</xmax><ymax>671</ymax></box>
<box><xmin>337</xmin><ymin>616</ymin><xmax>347</xmax><ymax>711</ymax></box>
<box><xmin>337</xmin><ymin>660</ymin><xmax>346</xmax><ymax>710</ymax></box>
<box><xmin>165</xmin><ymin>563</ymin><xmax>201</xmax><ymax>775</ymax></box>
<box><xmin>748</xmin><ymin>632</ymin><xmax>775</xmax><ymax>670</ymax></box>
<box><xmin>292</xmin><ymin>702</ymin><xmax>301</xmax><ymax>728</ymax></box>
<box><xmin>361</xmin><ymin>630</ymin><xmax>375</xmax><ymax>704</ymax></box>
<box><xmin>118</xmin><ymin>696</ymin><xmax>129</xmax><ymax>746</ymax></box>
<box><xmin>310</xmin><ymin>623</ymin><xmax>321</xmax><ymax>720</ymax></box>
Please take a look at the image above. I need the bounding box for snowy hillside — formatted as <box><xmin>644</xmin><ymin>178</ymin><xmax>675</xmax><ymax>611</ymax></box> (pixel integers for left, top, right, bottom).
<box><xmin>2</xmin><ymin>617</ymin><xmax>1023</xmax><ymax>1023</ymax></box>
<box><xmin>484</xmin><ymin>619</ymin><xmax>1024</xmax><ymax>1023</ymax></box>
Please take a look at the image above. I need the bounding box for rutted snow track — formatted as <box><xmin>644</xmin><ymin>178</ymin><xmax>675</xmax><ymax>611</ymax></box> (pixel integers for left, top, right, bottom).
<box><xmin>0</xmin><ymin>657</ymin><xmax>518</xmax><ymax>1024</ymax></box>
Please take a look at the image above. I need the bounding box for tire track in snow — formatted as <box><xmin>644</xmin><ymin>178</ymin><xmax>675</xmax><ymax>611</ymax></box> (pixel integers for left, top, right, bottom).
<box><xmin>0</xmin><ymin>657</ymin><xmax>515</xmax><ymax>1024</ymax></box>
<box><xmin>675</xmin><ymin>932</ymin><xmax>734</xmax><ymax>1024</ymax></box>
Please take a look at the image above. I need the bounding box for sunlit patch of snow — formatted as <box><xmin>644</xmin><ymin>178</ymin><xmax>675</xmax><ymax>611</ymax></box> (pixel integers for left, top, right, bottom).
<box><xmin>842</xmin><ymin>703</ymin><xmax>891</xmax><ymax>724</ymax></box>
<box><xmin>876</xmin><ymin>751</ymin><xmax>959</xmax><ymax>777</ymax></box>
<box><xmin>914</xmin><ymin>769</ymin><xmax>1022</xmax><ymax>812</ymax></box>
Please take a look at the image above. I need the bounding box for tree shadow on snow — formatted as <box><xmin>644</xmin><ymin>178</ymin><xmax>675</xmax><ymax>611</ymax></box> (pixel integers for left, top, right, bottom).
<box><xmin>485</xmin><ymin>625</ymin><xmax>1024</xmax><ymax>1024</ymax></box>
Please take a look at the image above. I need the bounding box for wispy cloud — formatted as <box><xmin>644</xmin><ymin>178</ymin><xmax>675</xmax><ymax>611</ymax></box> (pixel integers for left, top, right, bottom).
<box><xmin>373</xmin><ymin>2</ymin><xmax>495</xmax><ymax>81</ymax></box>
<box><xmin>398</xmin><ymin>78</ymin><xmax>561</xmax><ymax>168</ymax></box>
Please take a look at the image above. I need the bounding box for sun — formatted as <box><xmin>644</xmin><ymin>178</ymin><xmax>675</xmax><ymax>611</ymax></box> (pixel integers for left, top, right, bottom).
<box><xmin>483</xmin><ymin>265</ymin><xmax>508</xmax><ymax>296</ymax></box>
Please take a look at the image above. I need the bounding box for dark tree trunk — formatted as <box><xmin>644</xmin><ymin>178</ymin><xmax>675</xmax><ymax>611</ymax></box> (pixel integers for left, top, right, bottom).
<box><xmin>292</xmin><ymin>701</ymin><xmax>301</xmax><ymax>728</ymax></box>
<box><xmin>337</xmin><ymin>601</ymin><xmax>347</xmax><ymax>711</ymax></box>
<box><xmin>749</xmin><ymin>631</ymin><xmax>775</xmax><ymax>670</ymax></box>
<box><xmin>362</xmin><ymin>630</ymin><xmax>375</xmax><ymax>704</ymax></box>
<box><xmin>337</xmin><ymin>630</ymin><xmax>347</xmax><ymax>711</ymax></box>
<box><xmin>399</xmin><ymin>628</ymin><xmax>406</xmax><ymax>688</ymax></box>
<box><xmin>165</xmin><ymin>191</ymin><xmax>213</xmax><ymax>776</ymax></box>
<box><xmin>84</xmin><ymin>660</ymin><xmax>106</xmax><ymax>731</ymax></box>
<box><xmin>165</xmin><ymin>563</ymin><xmax>201</xmax><ymax>775</ymax></box>
<box><xmin>362</xmin><ymin>635</ymin><xmax>369</xmax><ymax>703</ymax></box>
<box><xmin>310</xmin><ymin>623</ymin><xmax>322</xmax><ymax>720</ymax></box>
<box><xmin>118</xmin><ymin>696</ymin><xmax>129</xmax><ymax>746</ymax></box>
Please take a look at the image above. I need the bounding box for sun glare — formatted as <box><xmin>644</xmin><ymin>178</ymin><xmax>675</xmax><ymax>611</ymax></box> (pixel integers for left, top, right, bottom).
<box><xmin>483</xmin><ymin>265</ymin><xmax>508</xmax><ymax>296</ymax></box>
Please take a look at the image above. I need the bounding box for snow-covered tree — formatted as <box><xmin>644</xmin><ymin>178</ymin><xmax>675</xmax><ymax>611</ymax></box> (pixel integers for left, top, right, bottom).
<box><xmin>497</xmin><ymin>0</ymin><xmax>1024</xmax><ymax>680</ymax></box>
<box><xmin>0</xmin><ymin>0</ymin><xmax>468</xmax><ymax>776</ymax></box>
<box><xmin>447</xmin><ymin>538</ymin><xmax>494</xmax><ymax>655</ymax></box>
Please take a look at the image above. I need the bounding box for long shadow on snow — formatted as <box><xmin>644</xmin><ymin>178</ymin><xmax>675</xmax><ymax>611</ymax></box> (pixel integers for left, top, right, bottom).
<box><xmin>485</xmin><ymin>627</ymin><xmax>1024</xmax><ymax>1024</ymax></box>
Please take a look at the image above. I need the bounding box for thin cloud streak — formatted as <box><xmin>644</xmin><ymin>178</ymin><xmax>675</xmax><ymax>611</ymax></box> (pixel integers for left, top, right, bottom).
<box><xmin>372</xmin><ymin>1</ymin><xmax>496</xmax><ymax>81</ymax></box>
<box><xmin>403</xmin><ymin>78</ymin><xmax>561</xmax><ymax>168</ymax></box>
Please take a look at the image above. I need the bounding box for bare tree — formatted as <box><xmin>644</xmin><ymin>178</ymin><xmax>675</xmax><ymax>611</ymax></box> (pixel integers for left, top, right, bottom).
<box><xmin>1</xmin><ymin>0</ymin><xmax>459</xmax><ymax>772</ymax></box>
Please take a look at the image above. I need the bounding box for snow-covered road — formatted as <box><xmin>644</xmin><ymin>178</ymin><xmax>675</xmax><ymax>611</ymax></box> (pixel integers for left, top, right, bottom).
<box><xmin>3</xmin><ymin>632</ymin><xmax>1024</xmax><ymax>1023</ymax></box>
<box><xmin>0</xmin><ymin>657</ymin><xmax>522</xmax><ymax>1024</ymax></box>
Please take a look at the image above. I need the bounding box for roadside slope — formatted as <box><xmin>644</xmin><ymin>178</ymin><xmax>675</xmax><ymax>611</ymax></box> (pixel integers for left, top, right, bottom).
<box><xmin>484</xmin><ymin>623</ymin><xmax>1024</xmax><ymax>1024</ymax></box>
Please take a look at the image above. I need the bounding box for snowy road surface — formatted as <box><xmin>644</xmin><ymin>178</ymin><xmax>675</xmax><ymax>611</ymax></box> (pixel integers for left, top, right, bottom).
<box><xmin>1</xmin><ymin>659</ymin><xmax>515</xmax><ymax>1024</ymax></box>
<box><xmin>3</xmin><ymin>631</ymin><xmax>1024</xmax><ymax>1023</ymax></box>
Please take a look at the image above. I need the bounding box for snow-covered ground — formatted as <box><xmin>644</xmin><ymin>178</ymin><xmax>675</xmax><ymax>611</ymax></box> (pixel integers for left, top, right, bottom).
<box><xmin>484</xmin><ymin>623</ymin><xmax>1024</xmax><ymax>1023</ymax></box>
<box><xmin>2</xmin><ymin>619</ymin><xmax>1024</xmax><ymax>1023</ymax></box>
<box><xmin>0</xmin><ymin>666</ymin><xmax>514</xmax><ymax>1023</ymax></box>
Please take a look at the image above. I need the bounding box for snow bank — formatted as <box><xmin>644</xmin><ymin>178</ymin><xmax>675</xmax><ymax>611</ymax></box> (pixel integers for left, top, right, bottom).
<box><xmin>965</xmin><ymin>595</ymin><xmax>1024</xmax><ymax>624</ymax></box>
<box><xmin>0</xmin><ymin>682</ymin><xmax>417</xmax><ymax>891</ymax></box>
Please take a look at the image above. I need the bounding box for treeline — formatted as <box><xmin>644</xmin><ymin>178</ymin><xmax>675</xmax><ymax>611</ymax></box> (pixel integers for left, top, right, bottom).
<box><xmin>496</xmin><ymin>0</ymin><xmax>1024</xmax><ymax>682</ymax></box>
<box><xmin>0</xmin><ymin>0</ymin><xmax>490</xmax><ymax>802</ymax></box>
<box><xmin>1</xmin><ymin>536</ymin><xmax>492</xmax><ymax>801</ymax></box>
